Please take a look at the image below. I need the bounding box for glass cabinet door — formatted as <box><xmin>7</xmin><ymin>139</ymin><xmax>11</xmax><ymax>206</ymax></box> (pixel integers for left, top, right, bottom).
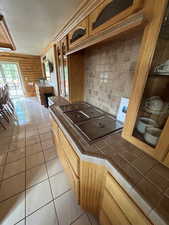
<box><xmin>133</xmin><ymin>5</ymin><xmax>169</xmax><ymax>148</ymax></box>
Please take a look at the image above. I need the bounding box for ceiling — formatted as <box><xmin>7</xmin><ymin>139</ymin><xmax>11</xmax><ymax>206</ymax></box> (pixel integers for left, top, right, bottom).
<box><xmin>0</xmin><ymin>0</ymin><xmax>83</xmax><ymax>55</ymax></box>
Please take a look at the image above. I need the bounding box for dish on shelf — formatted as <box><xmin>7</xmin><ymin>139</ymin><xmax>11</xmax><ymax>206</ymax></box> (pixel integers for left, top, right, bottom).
<box><xmin>144</xmin><ymin>127</ymin><xmax>162</xmax><ymax>146</ymax></box>
<box><xmin>144</xmin><ymin>96</ymin><xmax>164</xmax><ymax>111</ymax></box>
<box><xmin>136</xmin><ymin>117</ymin><xmax>158</xmax><ymax>134</ymax></box>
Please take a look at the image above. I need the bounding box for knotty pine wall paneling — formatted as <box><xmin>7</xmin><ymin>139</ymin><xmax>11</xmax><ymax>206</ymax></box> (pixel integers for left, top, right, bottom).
<box><xmin>0</xmin><ymin>53</ymin><xmax>43</xmax><ymax>96</ymax></box>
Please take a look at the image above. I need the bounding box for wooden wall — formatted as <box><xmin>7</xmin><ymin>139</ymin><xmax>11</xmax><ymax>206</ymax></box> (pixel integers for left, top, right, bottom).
<box><xmin>0</xmin><ymin>52</ymin><xmax>43</xmax><ymax>96</ymax></box>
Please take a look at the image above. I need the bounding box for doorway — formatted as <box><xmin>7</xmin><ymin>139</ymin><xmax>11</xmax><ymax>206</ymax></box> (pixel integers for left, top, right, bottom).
<box><xmin>0</xmin><ymin>62</ymin><xmax>24</xmax><ymax>98</ymax></box>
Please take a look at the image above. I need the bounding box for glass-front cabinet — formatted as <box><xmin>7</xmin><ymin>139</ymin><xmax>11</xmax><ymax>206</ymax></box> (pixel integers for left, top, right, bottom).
<box><xmin>56</xmin><ymin>38</ymin><xmax>69</xmax><ymax>99</ymax></box>
<box><xmin>122</xmin><ymin>0</ymin><xmax>169</xmax><ymax>165</ymax></box>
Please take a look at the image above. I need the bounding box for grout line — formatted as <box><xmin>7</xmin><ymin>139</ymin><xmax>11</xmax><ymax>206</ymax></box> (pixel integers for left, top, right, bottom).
<box><xmin>69</xmin><ymin>213</ymin><xmax>85</xmax><ymax>225</ymax></box>
<box><xmin>86</xmin><ymin>213</ymin><xmax>95</xmax><ymax>225</ymax></box>
<box><xmin>40</xmin><ymin>137</ymin><xmax>60</xmax><ymax>225</ymax></box>
<box><xmin>0</xmin><ymin>189</ymin><xmax>25</xmax><ymax>204</ymax></box>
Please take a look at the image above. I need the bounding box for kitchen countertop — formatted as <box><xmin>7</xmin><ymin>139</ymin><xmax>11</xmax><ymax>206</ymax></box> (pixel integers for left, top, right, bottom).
<box><xmin>49</xmin><ymin>96</ymin><xmax>169</xmax><ymax>225</ymax></box>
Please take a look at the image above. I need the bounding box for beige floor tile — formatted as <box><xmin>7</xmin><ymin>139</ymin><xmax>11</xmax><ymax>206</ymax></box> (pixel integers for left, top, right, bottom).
<box><xmin>72</xmin><ymin>214</ymin><xmax>91</xmax><ymax>225</ymax></box>
<box><xmin>50</xmin><ymin>172</ymin><xmax>70</xmax><ymax>198</ymax></box>
<box><xmin>6</xmin><ymin>148</ymin><xmax>25</xmax><ymax>164</ymax></box>
<box><xmin>39</xmin><ymin>127</ymin><xmax>51</xmax><ymax>135</ymax></box>
<box><xmin>26</xmin><ymin>180</ymin><xmax>53</xmax><ymax>216</ymax></box>
<box><xmin>87</xmin><ymin>213</ymin><xmax>100</xmax><ymax>225</ymax></box>
<box><xmin>3</xmin><ymin>158</ymin><xmax>25</xmax><ymax>179</ymax></box>
<box><xmin>54</xmin><ymin>191</ymin><xmax>84</xmax><ymax>225</ymax></box>
<box><xmin>16</xmin><ymin>219</ymin><xmax>25</xmax><ymax>225</ymax></box>
<box><xmin>40</xmin><ymin>132</ymin><xmax>53</xmax><ymax>141</ymax></box>
<box><xmin>26</xmin><ymin>164</ymin><xmax>48</xmax><ymax>188</ymax></box>
<box><xmin>26</xmin><ymin>202</ymin><xmax>58</xmax><ymax>225</ymax></box>
<box><xmin>0</xmin><ymin>173</ymin><xmax>25</xmax><ymax>201</ymax></box>
<box><xmin>44</xmin><ymin>148</ymin><xmax>57</xmax><ymax>162</ymax></box>
<box><xmin>0</xmin><ymin>153</ymin><xmax>7</xmax><ymax>166</ymax></box>
<box><xmin>26</xmin><ymin>143</ymin><xmax>42</xmax><ymax>156</ymax></box>
<box><xmin>0</xmin><ymin>192</ymin><xmax>25</xmax><ymax>225</ymax></box>
<box><xmin>26</xmin><ymin>135</ymin><xmax>40</xmax><ymax>146</ymax></box>
<box><xmin>46</xmin><ymin>158</ymin><xmax>63</xmax><ymax>177</ymax></box>
<box><xmin>26</xmin><ymin>152</ymin><xmax>44</xmax><ymax>170</ymax></box>
<box><xmin>41</xmin><ymin>139</ymin><xmax>54</xmax><ymax>151</ymax></box>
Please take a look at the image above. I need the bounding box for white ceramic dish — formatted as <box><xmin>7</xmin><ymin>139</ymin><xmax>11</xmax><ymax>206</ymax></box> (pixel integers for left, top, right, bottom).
<box><xmin>144</xmin><ymin>127</ymin><xmax>162</xmax><ymax>146</ymax></box>
<box><xmin>136</xmin><ymin>117</ymin><xmax>158</xmax><ymax>134</ymax></box>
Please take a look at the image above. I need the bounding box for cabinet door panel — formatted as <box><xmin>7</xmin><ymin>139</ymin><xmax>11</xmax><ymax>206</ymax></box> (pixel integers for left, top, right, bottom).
<box><xmin>89</xmin><ymin>0</ymin><xmax>142</xmax><ymax>35</ymax></box>
<box><xmin>68</xmin><ymin>18</ymin><xmax>89</xmax><ymax>48</ymax></box>
<box><xmin>105</xmin><ymin>174</ymin><xmax>152</xmax><ymax>225</ymax></box>
<box><xmin>59</xmin><ymin>129</ymin><xmax>80</xmax><ymax>176</ymax></box>
<box><xmin>102</xmin><ymin>189</ymin><xmax>131</xmax><ymax>225</ymax></box>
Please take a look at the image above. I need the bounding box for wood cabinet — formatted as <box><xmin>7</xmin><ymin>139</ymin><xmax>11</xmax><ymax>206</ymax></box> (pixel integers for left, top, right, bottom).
<box><xmin>89</xmin><ymin>0</ymin><xmax>143</xmax><ymax>35</ymax></box>
<box><xmin>122</xmin><ymin>0</ymin><xmax>169</xmax><ymax>163</ymax></box>
<box><xmin>50</xmin><ymin>115</ymin><xmax>153</xmax><ymax>224</ymax></box>
<box><xmin>100</xmin><ymin>173</ymin><xmax>152</xmax><ymax>225</ymax></box>
<box><xmin>55</xmin><ymin>36</ymin><xmax>84</xmax><ymax>103</ymax></box>
<box><xmin>55</xmin><ymin>39</ymin><xmax>69</xmax><ymax>99</ymax></box>
<box><xmin>68</xmin><ymin>17</ymin><xmax>89</xmax><ymax>48</ymax></box>
<box><xmin>50</xmin><ymin>116</ymin><xmax>80</xmax><ymax>201</ymax></box>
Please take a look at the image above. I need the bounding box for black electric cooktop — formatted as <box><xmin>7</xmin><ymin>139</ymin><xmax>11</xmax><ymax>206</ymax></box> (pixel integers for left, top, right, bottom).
<box><xmin>59</xmin><ymin>102</ymin><xmax>123</xmax><ymax>142</ymax></box>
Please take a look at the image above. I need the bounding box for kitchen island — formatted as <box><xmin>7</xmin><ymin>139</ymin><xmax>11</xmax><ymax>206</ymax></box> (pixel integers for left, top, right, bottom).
<box><xmin>49</xmin><ymin>97</ymin><xmax>169</xmax><ymax>225</ymax></box>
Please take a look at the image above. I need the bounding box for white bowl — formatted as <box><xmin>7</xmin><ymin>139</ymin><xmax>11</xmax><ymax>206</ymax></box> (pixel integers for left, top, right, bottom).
<box><xmin>144</xmin><ymin>127</ymin><xmax>162</xmax><ymax>146</ymax></box>
<box><xmin>136</xmin><ymin>117</ymin><xmax>158</xmax><ymax>134</ymax></box>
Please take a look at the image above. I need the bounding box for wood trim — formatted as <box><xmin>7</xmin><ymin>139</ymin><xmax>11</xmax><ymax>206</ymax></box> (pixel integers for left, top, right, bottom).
<box><xmin>105</xmin><ymin>173</ymin><xmax>152</xmax><ymax>225</ymax></box>
<box><xmin>0</xmin><ymin>15</ymin><xmax>16</xmax><ymax>50</ymax></box>
<box><xmin>122</xmin><ymin>0</ymin><xmax>168</xmax><ymax>161</ymax></box>
<box><xmin>88</xmin><ymin>0</ymin><xmax>143</xmax><ymax>36</ymax></box>
<box><xmin>68</xmin><ymin>17</ymin><xmax>89</xmax><ymax>49</ymax></box>
<box><xmin>67</xmin><ymin>10</ymin><xmax>146</xmax><ymax>55</ymax></box>
<box><xmin>80</xmin><ymin>160</ymin><xmax>106</xmax><ymax>216</ymax></box>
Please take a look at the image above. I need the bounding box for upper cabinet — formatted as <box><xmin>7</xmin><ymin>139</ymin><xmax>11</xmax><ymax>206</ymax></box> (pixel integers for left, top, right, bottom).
<box><xmin>89</xmin><ymin>0</ymin><xmax>143</xmax><ymax>35</ymax></box>
<box><xmin>68</xmin><ymin>18</ymin><xmax>89</xmax><ymax>48</ymax></box>
<box><xmin>122</xmin><ymin>0</ymin><xmax>169</xmax><ymax>163</ymax></box>
<box><xmin>55</xmin><ymin>36</ymin><xmax>84</xmax><ymax>103</ymax></box>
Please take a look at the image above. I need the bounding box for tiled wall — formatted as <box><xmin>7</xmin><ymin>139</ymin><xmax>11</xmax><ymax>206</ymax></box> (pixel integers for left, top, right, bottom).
<box><xmin>84</xmin><ymin>32</ymin><xmax>143</xmax><ymax>116</ymax></box>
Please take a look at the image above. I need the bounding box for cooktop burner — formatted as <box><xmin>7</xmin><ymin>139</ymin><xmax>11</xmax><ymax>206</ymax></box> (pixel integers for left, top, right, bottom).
<box><xmin>75</xmin><ymin>116</ymin><xmax>123</xmax><ymax>142</ymax></box>
<box><xmin>64</xmin><ymin>107</ymin><xmax>104</xmax><ymax>123</ymax></box>
<box><xmin>59</xmin><ymin>102</ymin><xmax>90</xmax><ymax>112</ymax></box>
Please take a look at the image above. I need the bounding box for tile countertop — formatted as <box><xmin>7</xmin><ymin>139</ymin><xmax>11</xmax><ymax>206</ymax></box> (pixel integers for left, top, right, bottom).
<box><xmin>49</xmin><ymin>97</ymin><xmax>169</xmax><ymax>225</ymax></box>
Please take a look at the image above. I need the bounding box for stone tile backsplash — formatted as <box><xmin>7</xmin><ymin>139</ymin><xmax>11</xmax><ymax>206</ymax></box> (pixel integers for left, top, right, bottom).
<box><xmin>84</xmin><ymin>32</ymin><xmax>143</xmax><ymax>116</ymax></box>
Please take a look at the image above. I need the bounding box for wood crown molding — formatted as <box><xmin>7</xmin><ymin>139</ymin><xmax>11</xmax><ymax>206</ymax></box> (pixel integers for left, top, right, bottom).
<box><xmin>41</xmin><ymin>0</ymin><xmax>103</xmax><ymax>55</ymax></box>
<box><xmin>0</xmin><ymin>15</ymin><xmax>16</xmax><ymax>50</ymax></box>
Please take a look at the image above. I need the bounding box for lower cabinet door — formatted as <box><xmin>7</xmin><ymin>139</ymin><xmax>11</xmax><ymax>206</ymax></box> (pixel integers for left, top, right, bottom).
<box><xmin>100</xmin><ymin>210</ymin><xmax>112</xmax><ymax>225</ymax></box>
<box><xmin>101</xmin><ymin>189</ymin><xmax>131</xmax><ymax>225</ymax></box>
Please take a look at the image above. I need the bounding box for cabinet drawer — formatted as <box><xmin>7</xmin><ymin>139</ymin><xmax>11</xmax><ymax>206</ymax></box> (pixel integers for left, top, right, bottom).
<box><xmin>102</xmin><ymin>189</ymin><xmax>130</xmax><ymax>225</ymax></box>
<box><xmin>68</xmin><ymin>17</ymin><xmax>89</xmax><ymax>48</ymax></box>
<box><xmin>89</xmin><ymin>0</ymin><xmax>143</xmax><ymax>35</ymax></box>
<box><xmin>59</xmin><ymin>129</ymin><xmax>80</xmax><ymax>176</ymax></box>
<box><xmin>105</xmin><ymin>173</ymin><xmax>152</xmax><ymax>225</ymax></box>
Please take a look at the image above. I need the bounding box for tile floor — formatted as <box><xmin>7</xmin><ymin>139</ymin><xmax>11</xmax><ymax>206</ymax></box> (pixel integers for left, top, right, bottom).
<box><xmin>0</xmin><ymin>97</ymin><xmax>99</xmax><ymax>225</ymax></box>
